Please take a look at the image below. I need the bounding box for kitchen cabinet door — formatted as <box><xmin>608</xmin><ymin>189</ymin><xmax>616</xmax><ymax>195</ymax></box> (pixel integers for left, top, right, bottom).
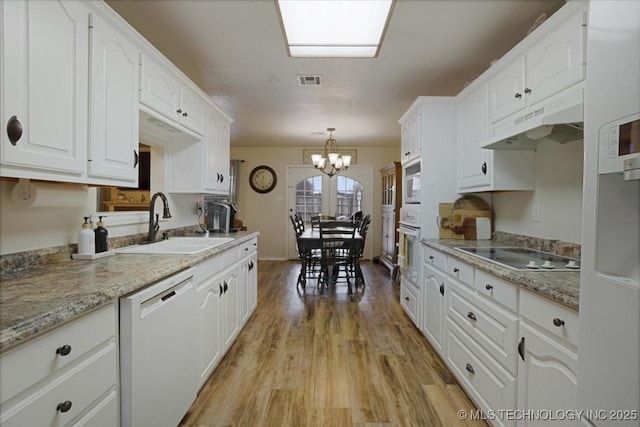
<box><xmin>456</xmin><ymin>83</ymin><xmax>492</xmax><ymax>192</ymax></box>
<box><xmin>422</xmin><ymin>263</ymin><xmax>447</xmax><ymax>354</ymax></box>
<box><xmin>196</xmin><ymin>272</ymin><xmax>223</xmax><ymax>388</ymax></box>
<box><xmin>525</xmin><ymin>10</ymin><xmax>585</xmax><ymax>107</ymax></box>
<box><xmin>489</xmin><ymin>56</ymin><xmax>526</xmax><ymax>123</ymax></box>
<box><xmin>139</xmin><ymin>54</ymin><xmax>180</xmax><ymax>124</ymax></box>
<box><xmin>221</xmin><ymin>265</ymin><xmax>240</xmax><ymax>352</ymax></box>
<box><xmin>87</xmin><ymin>13</ymin><xmax>139</xmax><ymax>185</ymax></box>
<box><xmin>517</xmin><ymin>321</ymin><xmax>578</xmax><ymax>427</ymax></box>
<box><xmin>179</xmin><ymin>88</ymin><xmax>206</xmax><ymax>136</ymax></box>
<box><xmin>203</xmin><ymin>110</ymin><xmax>231</xmax><ymax>194</ymax></box>
<box><xmin>399</xmin><ymin>103</ymin><xmax>421</xmax><ymax>164</ymax></box>
<box><xmin>1</xmin><ymin>0</ymin><xmax>88</xmax><ymax>178</ymax></box>
<box><xmin>239</xmin><ymin>252</ymin><xmax>258</xmax><ymax>325</ymax></box>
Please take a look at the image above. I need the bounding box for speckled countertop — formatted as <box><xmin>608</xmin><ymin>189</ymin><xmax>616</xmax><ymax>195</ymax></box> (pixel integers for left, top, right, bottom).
<box><xmin>0</xmin><ymin>231</ymin><xmax>259</xmax><ymax>352</ymax></box>
<box><xmin>422</xmin><ymin>238</ymin><xmax>580</xmax><ymax>311</ymax></box>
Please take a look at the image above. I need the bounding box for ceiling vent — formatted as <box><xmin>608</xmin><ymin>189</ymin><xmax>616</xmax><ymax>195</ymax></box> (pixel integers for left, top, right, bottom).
<box><xmin>297</xmin><ymin>75</ymin><xmax>322</xmax><ymax>86</ymax></box>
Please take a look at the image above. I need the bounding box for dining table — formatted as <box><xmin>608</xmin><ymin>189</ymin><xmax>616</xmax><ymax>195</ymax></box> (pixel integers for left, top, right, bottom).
<box><xmin>295</xmin><ymin>228</ymin><xmax>365</xmax><ymax>290</ymax></box>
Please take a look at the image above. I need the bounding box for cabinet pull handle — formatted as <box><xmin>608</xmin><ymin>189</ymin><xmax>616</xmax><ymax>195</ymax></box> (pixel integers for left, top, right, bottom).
<box><xmin>56</xmin><ymin>345</ymin><xmax>72</xmax><ymax>356</ymax></box>
<box><xmin>518</xmin><ymin>337</ymin><xmax>525</xmax><ymax>361</ymax></box>
<box><xmin>223</xmin><ymin>281</ymin><xmax>228</xmax><ymax>292</ymax></box>
<box><xmin>481</xmin><ymin>161</ymin><xmax>487</xmax><ymax>175</ymax></box>
<box><xmin>6</xmin><ymin>115</ymin><xmax>23</xmax><ymax>146</ymax></box>
<box><xmin>514</xmin><ymin>92</ymin><xmax>522</xmax><ymax>99</ymax></box>
<box><xmin>219</xmin><ymin>284</ymin><xmax>223</xmax><ymax>296</ymax></box>
<box><xmin>176</xmin><ymin>108</ymin><xmax>182</xmax><ymax>114</ymax></box>
<box><xmin>553</xmin><ymin>318</ymin><xmax>565</xmax><ymax>327</ymax></box>
<box><xmin>133</xmin><ymin>150</ymin><xmax>139</xmax><ymax>168</ymax></box>
<box><xmin>467</xmin><ymin>312</ymin><xmax>477</xmax><ymax>321</ymax></box>
<box><xmin>485</xmin><ymin>284</ymin><xmax>493</xmax><ymax>290</ymax></box>
<box><xmin>220</xmin><ymin>174</ymin><xmax>224</xmax><ymax>183</ymax></box>
<box><xmin>56</xmin><ymin>400</ymin><xmax>73</xmax><ymax>413</ymax></box>
<box><xmin>453</xmin><ymin>267</ymin><xmax>459</xmax><ymax>273</ymax></box>
<box><xmin>524</xmin><ymin>88</ymin><xmax>532</xmax><ymax>94</ymax></box>
<box><xmin>439</xmin><ymin>283</ymin><xmax>445</xmax><ymax>296</ymax></box>
<box><xmin>465</xmin><ymin>363</ymin><xmax>475</xmax><ymax>374</ymax></box>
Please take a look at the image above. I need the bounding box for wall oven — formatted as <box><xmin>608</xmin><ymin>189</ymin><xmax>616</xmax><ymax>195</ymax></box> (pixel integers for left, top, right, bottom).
<box><xmin>398</xmin><ymin>206</ymin><xmax>421</xmax><ymax>287</ymax></box>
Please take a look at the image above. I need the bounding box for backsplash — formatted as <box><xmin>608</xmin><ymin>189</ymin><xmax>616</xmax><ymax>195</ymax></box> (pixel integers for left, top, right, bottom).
<box><xmin>0</xmin><ymin>225</ymin><xmax>204</xmax><ymax>275</ymax></box>
<box><xmin>494</xmin><ymin>231</ymin><xmax>581</xmax><ymax>259</ymax></box>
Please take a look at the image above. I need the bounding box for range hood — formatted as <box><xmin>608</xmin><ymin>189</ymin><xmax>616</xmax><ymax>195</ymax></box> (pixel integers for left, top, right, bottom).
<box><xmin>480</xmin><ymin>89</ymin><xmax>584</xmax><ymax>150</ymax></box>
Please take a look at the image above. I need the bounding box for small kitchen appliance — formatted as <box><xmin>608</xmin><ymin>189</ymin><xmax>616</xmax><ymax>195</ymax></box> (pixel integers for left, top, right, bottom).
<box><xmin>207</xmin><ymin>201</ymin><xmax>238</xmax><ymax>233</ymax></box>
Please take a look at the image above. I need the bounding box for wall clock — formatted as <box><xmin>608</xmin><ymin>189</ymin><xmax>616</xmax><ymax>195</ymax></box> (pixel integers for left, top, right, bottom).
<box><xmin>249</xmin><ymin>165</ymin><xmax>277</xmax><ymax>193</ymax></box>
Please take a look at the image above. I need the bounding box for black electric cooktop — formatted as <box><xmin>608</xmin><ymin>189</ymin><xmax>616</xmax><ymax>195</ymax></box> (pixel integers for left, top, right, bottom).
<box><xmin>455</xmin><ymin>247</ymin><xmax>580</xmax><ymax>271</ymax></box>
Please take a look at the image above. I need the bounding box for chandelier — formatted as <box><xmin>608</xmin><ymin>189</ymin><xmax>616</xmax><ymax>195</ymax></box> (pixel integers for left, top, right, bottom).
<box><xmin>311</xmin><ymin>128</ymin><xmax>351</xmax><ymax>178</ymax></box>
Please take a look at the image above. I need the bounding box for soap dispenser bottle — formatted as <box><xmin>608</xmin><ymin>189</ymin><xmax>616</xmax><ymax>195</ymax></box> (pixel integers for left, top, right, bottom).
<box><xmin>78</xmin><ymin>217</ymin><xmax>95</xmax><ymax>256</ymax></box>
<box><xmin>94</xmin><ymin>216</ymin><xmax>108</xmax><ymax>253</ymax></box>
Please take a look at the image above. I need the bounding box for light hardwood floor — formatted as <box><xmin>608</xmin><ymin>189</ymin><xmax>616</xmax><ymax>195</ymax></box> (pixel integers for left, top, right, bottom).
<box><xmin>180</xmin><ymin>260</ymin><xmax>487</xmax><ymax>427</ymax></box>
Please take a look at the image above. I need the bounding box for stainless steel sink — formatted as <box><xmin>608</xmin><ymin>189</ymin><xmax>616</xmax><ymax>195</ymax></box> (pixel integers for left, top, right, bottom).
<box><xmin>116</xmin><ymin>237</ymin><xmax>234</xmax><ymax>255</ymax></box>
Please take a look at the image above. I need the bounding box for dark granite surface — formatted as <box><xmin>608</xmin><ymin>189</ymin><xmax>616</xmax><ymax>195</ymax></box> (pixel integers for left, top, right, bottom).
<box><xmin>0</xmin><ymin>230</ymin><xmax>259</xmax><ymax>352</ymax></box>
<box><xmin>422</xmin><ymin>237</ymin><xmax>580</xmax><ymax>311</ymax></box>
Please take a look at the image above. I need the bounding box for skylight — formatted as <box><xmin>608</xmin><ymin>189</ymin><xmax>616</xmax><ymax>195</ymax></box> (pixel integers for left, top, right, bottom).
<box><xmin>276</xmin><ymin>0</ymin><xmax>394</xmax><ymax>58</ymax></box>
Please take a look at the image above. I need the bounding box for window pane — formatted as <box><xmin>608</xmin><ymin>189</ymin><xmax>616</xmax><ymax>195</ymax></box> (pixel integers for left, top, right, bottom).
<box><xmin>295</xmin><ymin>176</ymin><xmax>323</xmax><ymax>223</ymax></box>
<box><xmin>335</xmin><ymin>176</ymin><xmax>363</xmax><ymax>218</ymax></box>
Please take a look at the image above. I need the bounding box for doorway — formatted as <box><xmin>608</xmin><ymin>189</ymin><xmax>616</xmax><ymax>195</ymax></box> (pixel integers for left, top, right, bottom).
<box><xmin>286</xmin><ymin>165</ymin><xmax>373</xmax><ymax>260</ymax></box>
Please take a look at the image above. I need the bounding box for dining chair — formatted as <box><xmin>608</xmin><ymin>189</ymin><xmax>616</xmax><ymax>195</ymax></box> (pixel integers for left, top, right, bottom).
<box><xmin>353</xmin><ymin>214</ymin><xmax>371</xmax><ymax>288</ymax></box>
<box><xmin>290</xmin><ymin>215</ymin><xmax>319</xmax><ymax>289</ymax></box>
<box><xmin>318</xmin><ymin>220</ymin><xmax>357</xmax><ymax>294</ymax></box>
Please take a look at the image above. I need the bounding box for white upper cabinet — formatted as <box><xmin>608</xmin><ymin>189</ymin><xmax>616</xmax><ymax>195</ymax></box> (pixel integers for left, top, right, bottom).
<box><xmin>399</xmin><ymin>104</ymin><xmax>421</xmax><ymax>165</ymax></box>
<box><xmin>457</xmin><ymin>83</ymin><xmax>535</xmax><ymax>193</ymax></box>
<box><xmin>1</xmin><ymin>0</ymin><xmax>88</xmax><ymax>179</ymax></box>
<box><xmin>88</xmin><ymin>12</ymin><xmax>140</xmax><ymax>185</ymax></box>
<box><xmin>140</xmin><ymin>54</ymin><xmax>205</xmax><ymax>137</ymax></box>
<box><xmin>489</xmin><ymin>7</ymin><xmax>586</xmax><ymax>124</ymax></box>
<box><xmin>204</xmin><ymin>113</ymin><xmax>231</xmax><ymax>194</ymax></box>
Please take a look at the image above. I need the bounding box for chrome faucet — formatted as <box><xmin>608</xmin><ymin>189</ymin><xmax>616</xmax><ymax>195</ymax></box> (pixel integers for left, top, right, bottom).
<box><xmin>147</xmin><ymin>192</ymin><xmax>172</xmax><ymax>242</ymax></box>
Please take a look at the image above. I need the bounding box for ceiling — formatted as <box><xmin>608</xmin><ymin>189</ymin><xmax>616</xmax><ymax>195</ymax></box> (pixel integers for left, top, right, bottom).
<box><xmin>106</xmin><ymin>0</ymin><xmax>565</xmax><ymax>148</ymax></box>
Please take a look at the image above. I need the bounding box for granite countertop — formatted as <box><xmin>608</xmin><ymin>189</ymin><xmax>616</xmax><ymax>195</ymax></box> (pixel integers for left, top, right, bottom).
<box><xmin>0</xmin><ymin>231</ymin><xmax>260</xmax><ymax>352</ymax></box>
<box><xmin>422</xmin><ymin>238</ymin><xmax>580</xmax><ymax>311</ymax></box>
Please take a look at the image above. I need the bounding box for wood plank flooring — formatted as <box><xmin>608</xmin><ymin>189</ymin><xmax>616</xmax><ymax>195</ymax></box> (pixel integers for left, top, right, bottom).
<box><xmin>180</xmin><ymin>260</ymin><xmax>486</xmax><ymax>427</ymax></box>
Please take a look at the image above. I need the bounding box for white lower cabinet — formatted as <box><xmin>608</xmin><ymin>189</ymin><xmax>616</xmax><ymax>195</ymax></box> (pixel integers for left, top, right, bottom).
<box><xmin>447</xmin><ymin>320</ymin><xmax>517</xmax><ymax>427</ymax></box>
<box><xmin>400</xmin><ymin>276</ymin><xmax>420</xmax><ymax>327</ymax></box>
<box><xmin>422</xmin><ymin>244</ymin><xmax>580</xmax><ymax>427</ymax></box>
<box><xmin>517</xmin><ymin>290</ymin><xmax>578</xmax><ymax>427</ymax></box>
<box><xmin>195</xmin><ymin>237</ymin><xmax>258</xmax><ymax>389</ymax></box>
<box><xmin>422</xmin><ymin>263</ymin><xmax>447</xmax><ymax>353</ymax></box>
<box><xmin>0</xmin><ymin>304</ymin><xmax>118</xmax><ymax>427</ymax></box>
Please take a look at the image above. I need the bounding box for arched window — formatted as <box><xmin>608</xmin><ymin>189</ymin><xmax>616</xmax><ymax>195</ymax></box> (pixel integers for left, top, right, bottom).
<box><xmin>295</xmin><ymin>176</ymin><xmax>323</xmax><ymax>223</ymax></box>
<box><xmin>335</xmin><ymin>176</ymin><xmax>363</xmax><ymax>218</ymax></box>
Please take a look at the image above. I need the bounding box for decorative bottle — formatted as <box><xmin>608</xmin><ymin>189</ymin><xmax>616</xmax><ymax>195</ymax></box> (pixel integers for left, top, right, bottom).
<box><xmin>94</xmin><ymin>216</ymin><xmax>109</xmax><ymax>253</ymax></box>
<box><xmin>78</xmin><ymin>217</ymin><xmax>95</xmax><ymax>256</ymax></box>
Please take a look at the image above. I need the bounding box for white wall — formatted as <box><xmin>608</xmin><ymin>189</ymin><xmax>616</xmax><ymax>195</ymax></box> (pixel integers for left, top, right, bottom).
<box><xmin>492</xmin><ymin>139</ymin><xmax>584</xmax><ymax>244</ymax></box>
<box><xmin>230</xmin><ymin>145</ymin><xmax>400</xmax><ymax>260</ymax></box>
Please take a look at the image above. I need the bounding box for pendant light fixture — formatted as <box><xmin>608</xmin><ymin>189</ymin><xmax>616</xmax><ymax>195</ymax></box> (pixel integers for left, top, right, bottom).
<box><xmin>311</xmin><ymin>128</ymin><xmax>351</xmax><ymax>178</ymax></box>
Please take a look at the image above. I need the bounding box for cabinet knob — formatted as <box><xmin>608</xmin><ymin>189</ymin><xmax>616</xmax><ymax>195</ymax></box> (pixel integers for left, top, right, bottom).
<box><xmin>56</xmin><ymin>400</ymin><xmax>73</xmax><ymax>413</ymax></box>
<box><xmin>485</xmin><ymin>284</ymin><xmax>493</xmax><ymax>290</ymax></box>
<box><xmin>514</xmin><ymin>92</ymin><xmax>522</xmax><ymax>99</ymax></box>
<box><xmin>404</xmin><ymin>296</ymin><xmax>410</xmax><ymax>302</ymax></box>
<box><xmin>182</xmin><ymin>111</ymin><xmax>188</xmax><ymax>117</ymax></box>
<box><xmin>453</xmin><ymin>267</ymin><xmax>459</xmax><ymax>273</ymax></box>
<box><xmin>467</xmin><ymin>311</ymin><xmax>477</xmax><ymax>321</ymax></box>
<box><xmin>6</xmin><ymin>115</ymin><xmax>23</xmax><ymax>146</ymax></box>
<box><xmin>481</xmin><ymin>162</ymin><xmax>487</xmax><ymax>176</ymax></box>
<box><xmin>56</xmin><ymin>345</ymin><xmax>72</xmax><ymax>356</ymax></box>
<box><xmin>553</xmin><ymin>318</ymin><xmax>565</xmax><ymax>327</ymax></box>
<box><xmin>429</xmin><ymin>255</ymin><xmax>434</xmax><ymax>260</ymax></box>
<box><xmin>176</xmin><ymin>108</ymin><xmax>182</xmax><ymax>114</ymax></box>
<box><xmin>465</xmin><ymin>363</ymin><xmax>475</xmax><ymax>374</ymax></box>
<box><xmin>524</xmin><ymin>88</ymin><xmax>532</xmax><ymax>94</ymax></box>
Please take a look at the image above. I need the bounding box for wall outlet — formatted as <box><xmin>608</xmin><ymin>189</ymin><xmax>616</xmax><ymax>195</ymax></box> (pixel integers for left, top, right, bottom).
<box><xmin>532</xmin><ymin>202</ymin><xmax>542</xmax><ymax>223</ymax></box>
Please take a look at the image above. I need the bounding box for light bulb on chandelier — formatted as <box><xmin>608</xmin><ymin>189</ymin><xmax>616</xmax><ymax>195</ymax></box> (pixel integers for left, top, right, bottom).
<box><xmin>310</xmin><ymin>128</ymin><xmax>351</xmax><ymax>178</ymax></box>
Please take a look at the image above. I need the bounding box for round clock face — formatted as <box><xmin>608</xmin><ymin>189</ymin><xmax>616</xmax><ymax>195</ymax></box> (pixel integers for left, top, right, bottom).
<box><xmin>249</xmin><ymin>165</ymin><xmax>277</xmax><ymax>193</ymax></box>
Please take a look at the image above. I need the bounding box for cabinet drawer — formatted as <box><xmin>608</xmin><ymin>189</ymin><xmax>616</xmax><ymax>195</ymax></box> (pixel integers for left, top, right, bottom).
<box><xmin>519</xmin><ymin>289</ymin><xmax>579</xmax><ymax>349</ymax></box>
<box><xmin>0</xmin><ymin>304</ymin><xmax>116</xmax><ymax>404</ymax></box>
<box><xmin>423</xmin><ymin>247</ymin><xmax>446</xmax><ymax>272</ymax></box>
<box><xmin>239</xmin><ymin>238</ymin><xmax>258</xmax><ymax>258</ymax></box>
<box><xmin>69</xmin><ymin>389</ymin><xmax>117</xmax><ymax>427</ymax></box>
<box><xmin>448</xmin><ymin>282</ymin><xmax>518</xmax><ymax>374</ymax></box>
<box><xmin>475</xmin><ymin>269</ymin><xmax>517</xmax><ymax>312</ymax></box>
<box><xmin>446</xmin><ymin>320</ymin><xmax>516</xmax><ymax>427</ymax></box>
<box><xmin>447</xmin><ymin>257</ymin><xmax>474</xmax><ymax>287</ymax></box>
<box><xmin>222</xmin><ymin>245</ymin><xmax>240</xmax><ymax>267</ymax></box>
<box><xmin>400</xmin><ymin>278</ymin><xmax>419</xmax><ymax>327</ymax></box>
<box><xmin>0</xmin><ymin>343</ymin><xmax>116</xmax><ymax>426</ymax></box>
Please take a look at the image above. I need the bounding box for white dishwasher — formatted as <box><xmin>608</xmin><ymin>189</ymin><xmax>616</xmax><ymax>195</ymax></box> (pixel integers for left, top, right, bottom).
<box><xmin>120</xmin><ymin>267</ymin><xmax>197</xmax><ymax>427</ymax></box>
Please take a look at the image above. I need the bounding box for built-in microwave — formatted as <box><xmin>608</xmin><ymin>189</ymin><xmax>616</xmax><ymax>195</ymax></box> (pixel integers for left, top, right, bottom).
<box><xmin>599</xmin><ymin>113</ymin><xmax>640</xmax><ymax>180</ymax></box>
<box><xmin>403</xmin><ymin>158</ymin><xmax>421</xmax><ymax>204</ymax></box>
